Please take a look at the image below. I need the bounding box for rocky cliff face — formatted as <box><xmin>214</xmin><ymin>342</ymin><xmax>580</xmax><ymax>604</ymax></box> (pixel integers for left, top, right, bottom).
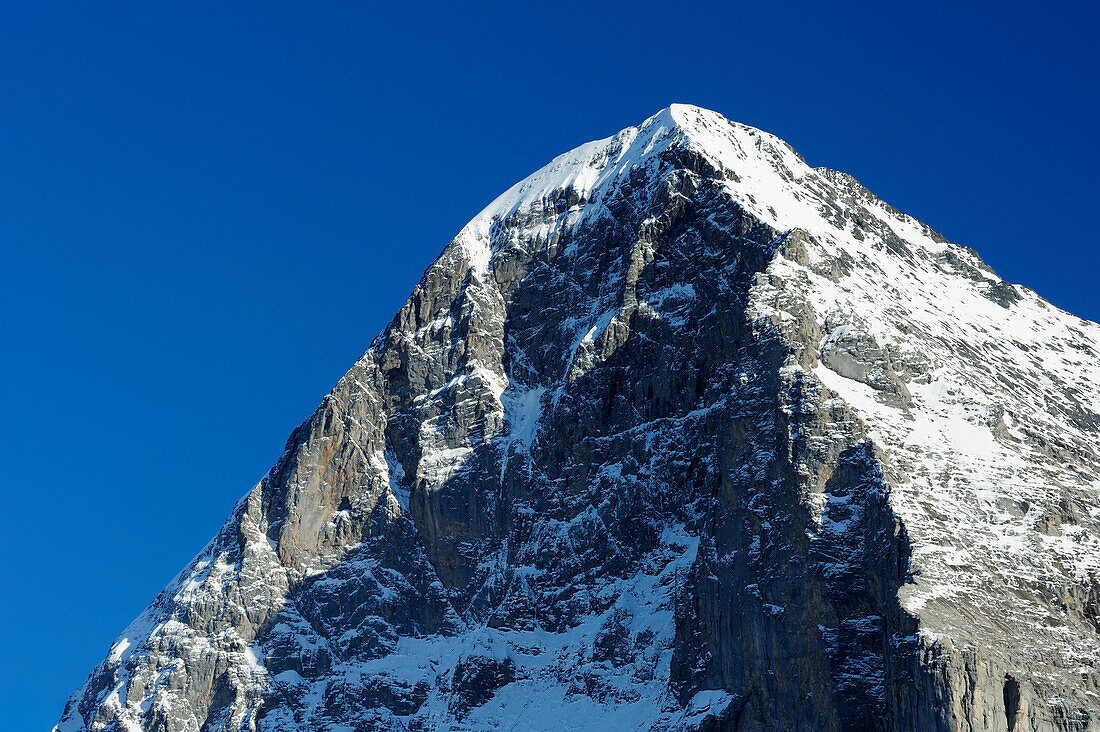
<box><xmin>56</xmin><ymin>105</ymin><xmax>1100</xmax><ymax>731</ymax></box>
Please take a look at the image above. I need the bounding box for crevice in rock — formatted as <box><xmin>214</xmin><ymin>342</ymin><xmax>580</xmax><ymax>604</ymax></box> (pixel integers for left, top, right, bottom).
<box><xmin>1004</xmin><ymin>674</ymin><xmax>1021</xmax><ymax>731</ymax></box>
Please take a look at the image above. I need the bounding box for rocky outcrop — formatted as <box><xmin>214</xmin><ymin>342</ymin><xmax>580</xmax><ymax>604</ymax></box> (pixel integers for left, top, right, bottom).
<box><xmin>56</xmin><ymin>105</ymin><xmax>1100</xmax><ymax>731</ymax></box>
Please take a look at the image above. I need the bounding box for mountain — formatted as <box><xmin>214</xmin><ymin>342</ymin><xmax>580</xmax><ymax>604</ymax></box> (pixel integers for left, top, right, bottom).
<box><xmin>55</xmin><ymin>105</ymin><xmax>1100</xmax><ymax>731</ymax></box>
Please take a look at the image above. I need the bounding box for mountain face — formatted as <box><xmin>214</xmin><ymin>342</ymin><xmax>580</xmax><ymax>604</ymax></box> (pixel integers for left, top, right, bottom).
<box><xmin>57</xmin><ymin>105</ymin><xmax>1100</xmax><ymax>731</ymax></box>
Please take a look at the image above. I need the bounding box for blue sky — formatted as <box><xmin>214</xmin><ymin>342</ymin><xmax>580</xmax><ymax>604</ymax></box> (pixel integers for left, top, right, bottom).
<box><xmin>2</xmin><ymin>1</ymin><xmax>1097</xmax><ymax>726</ymax></box>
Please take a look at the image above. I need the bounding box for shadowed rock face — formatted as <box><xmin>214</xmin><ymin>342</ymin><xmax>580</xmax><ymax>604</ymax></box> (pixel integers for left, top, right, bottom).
<box><xmin>57</xmin><ymin>106</ymin><xmax>1100</xmax><ymax>731</ymax></box>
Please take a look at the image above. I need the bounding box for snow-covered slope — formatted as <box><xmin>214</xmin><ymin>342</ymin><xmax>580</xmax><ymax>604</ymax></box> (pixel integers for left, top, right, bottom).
<box><xmin>57</xmin><ymin>105</ymin><xmax>1100</xmax><ymax>731</ymax></box>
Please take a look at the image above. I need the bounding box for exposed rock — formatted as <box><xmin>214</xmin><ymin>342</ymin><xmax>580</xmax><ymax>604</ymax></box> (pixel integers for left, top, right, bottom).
<box><xmin>819</xmin><ymin>325</ymin><xmax>912</xmax><ymax>408</ymax></box>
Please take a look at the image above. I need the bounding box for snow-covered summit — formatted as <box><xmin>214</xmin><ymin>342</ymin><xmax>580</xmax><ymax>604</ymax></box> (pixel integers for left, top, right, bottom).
<box><xmin>461</xmin><ymin>103</ymin><xmax>959</xmax><ymax>283</ymax></box>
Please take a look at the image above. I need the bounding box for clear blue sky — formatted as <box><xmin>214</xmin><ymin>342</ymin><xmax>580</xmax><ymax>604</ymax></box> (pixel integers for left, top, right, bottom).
<box><xmin>2</xmin><ymin>1</ymin><xmax>1097</xmax><ymax>727</ymax></box>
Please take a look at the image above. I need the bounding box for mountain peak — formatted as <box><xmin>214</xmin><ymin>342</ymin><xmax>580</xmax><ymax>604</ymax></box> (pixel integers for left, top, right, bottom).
<box><xmin>57</xmin><ymin>107</ymin><xmax>1100</xmax><ymax>732</ymax></box>
<box><xmin>460</xmin><ymin>105</ymin><xmax>946</xmax><ymax>287</ymax></box>
<box><xmin>655</xmin><ymin>102</ymin><xmax>769</xmax><ymax>139</ymax></box>
<box><xmin>463</xmin><ymin>105</ymin><xmax>792</xmax><ymax>245</ymax></box>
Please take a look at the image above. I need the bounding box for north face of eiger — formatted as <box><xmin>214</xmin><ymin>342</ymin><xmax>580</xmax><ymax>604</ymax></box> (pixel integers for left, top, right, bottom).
<box><xmin>57</xmin><ymin>106</ymin><xmax>1100</xmax><ymax>731</ymax></box>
